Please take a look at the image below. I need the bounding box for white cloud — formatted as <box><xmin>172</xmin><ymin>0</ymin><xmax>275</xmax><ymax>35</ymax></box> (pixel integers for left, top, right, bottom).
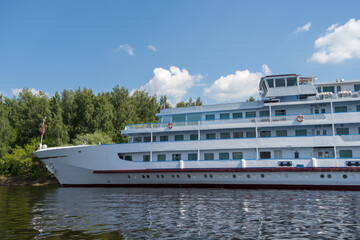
<box><xmin>139</xmin><ymin>66</ymin><xmax>202</xmax><ymax>105</ymax></box>
<box><xmin>309</xmin><ymin>18</ymin><xmax>360</xmax><ymax>64</ymax></box>
<box><xmin>147</xmin><ymin>45</ymin><xmax>157</xmax><ymax>52</ymax></box>
<box><xmin>115</xmin><ymin>44</ymin><xmax>134</xmax><ymax>56</ymax></box>
<box><xmin>295</xmin><ymin>22</ymin><xmax>312</xmax><ymax>33</ymax></box>
<box><xmin>12</xmin><ymin>88</ymin><xmax>46</xmax><ymax>96</ymax></box>
<box><xmin>203</xmin><ymin>64</ymin><xmax>271</xmax><ymax>102</ymax></box>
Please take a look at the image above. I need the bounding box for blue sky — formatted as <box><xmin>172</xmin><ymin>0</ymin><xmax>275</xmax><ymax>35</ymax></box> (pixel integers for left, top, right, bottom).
<box><xmin>1</xmin><ymin>0</ymin><xmax>360</xmax><ymax>105</ymax></box>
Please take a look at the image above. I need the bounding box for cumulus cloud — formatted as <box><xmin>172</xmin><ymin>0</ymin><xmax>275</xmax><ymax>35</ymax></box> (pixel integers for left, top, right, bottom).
<box><xmin>147</xmin><ymin>45</ymin><xmax>157</xmax><ymax>51</ymax></box>
<box><xmin>295</xmin><ymin>22</ymin><xmax>311</xmax><ymax>33</ymax></box>
<box><xmin>309</xmin><ymin>18</ymin><xmax>360</xmax><ymax>63</ymax></box>
<box><xmin>203</xmin><ymin>64</ymin><xmax>271</xmax><ymax>102</ymax></box>
<box><xmin>115</xmin><ymin>44</ymin><xmax>134</xmax><ymax>56</ymax></box>
<box><xmin>12</xmin><ymin>88</ymin><xmax>46</xmax><ymax>96</ymax></box>
<box><xmin>139</xmin><ymin>66</ymin><xmax>202</xmax><ymax>105</ymax></box>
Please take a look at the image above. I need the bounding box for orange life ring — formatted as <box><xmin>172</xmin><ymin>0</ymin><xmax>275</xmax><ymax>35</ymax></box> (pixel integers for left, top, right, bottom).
<box><xmin>168</xmin><ymin>122</ymin><xmax>174</xmax><ymax>129</ymax></box>
<box><xmin>297</xmin><ymin>115</ymin><xmax>304</xmax><ymax>122</ymax></box>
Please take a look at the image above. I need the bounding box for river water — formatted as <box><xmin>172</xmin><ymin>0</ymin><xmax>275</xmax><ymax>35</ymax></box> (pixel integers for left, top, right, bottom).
<box><xmin>1</xmin><ymin>187</ymin><xmax>360</xmax><ymax>239</ymax></box>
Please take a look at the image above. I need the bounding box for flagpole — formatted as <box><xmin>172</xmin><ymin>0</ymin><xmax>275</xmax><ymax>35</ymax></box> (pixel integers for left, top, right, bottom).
<box><xmin>40</xmin><ymin>117</ymin><xmax>47</xmax><ymax>146</ymax></box>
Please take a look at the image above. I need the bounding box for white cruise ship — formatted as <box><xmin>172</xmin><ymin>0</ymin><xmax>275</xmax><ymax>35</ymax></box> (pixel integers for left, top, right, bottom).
<box><xmin>34</xmin><ymin>74</ymin><xmax>360</xmax><ymax>190</ymax></box>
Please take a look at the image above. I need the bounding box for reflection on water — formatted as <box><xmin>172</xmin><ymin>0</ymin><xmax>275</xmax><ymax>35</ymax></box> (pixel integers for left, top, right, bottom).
<box><xmin>1</xmin><ymin>187</ymin><xmax>360</xmax><ymax>239</ymax></box>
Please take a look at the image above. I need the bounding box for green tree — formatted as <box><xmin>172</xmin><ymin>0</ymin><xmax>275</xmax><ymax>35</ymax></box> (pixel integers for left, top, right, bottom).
<box><xmin>73</xmin><ymin>131</ymin><xmax>113</xmax><ymax>145</ymax></box>
<box><xmin>131</xmin><ymin>90</ymin><xmax>159</xmax><ymax>123</ymax></box>
<box><xmin>246</xmin><ymin>96</ymin><xmax>255</xmax><ymax>102</ymax></box>
<box><xmin>159</xmin><ymin>95</ymin><xmax>171</xmax><ymax>110</ymax></box>
<box><xmin>47</xmin><ymin>92</ymin><xmax>69</xmax><ymax>146</ymax></box>
<box><xmin>94</xmin><ymin>92</ymin><xmax>114</xmax><ymax>133</ymax></box>
<box><xmin>176</xmin><ymin>97</ymin><xmax>203</xmax><ymax>108</ymax></box>
<box><xmin>0</xmin><ymin>96</ymin><xmax>14</xmax><ymax>157</ymax></box>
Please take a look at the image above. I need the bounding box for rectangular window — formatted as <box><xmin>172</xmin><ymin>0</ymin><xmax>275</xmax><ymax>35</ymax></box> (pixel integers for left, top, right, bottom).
<box><xmin>267</xmin><ymin>79</ymin><xmax>274</xmax><ymax>88</ymax></box>
<box><xmin>260</xmin><ymin>152</ymin><xmax>271</xmax><ymax>159</ymax></box>
<box><xmin>287</xmin><ymin>77</ymin><xmax>297</xmax><ymax>86</ymax></box>
<box><xmin>323</xmin><ymin>130</ymin><xmax>327</xmax><ymax>135</ymax></box>
<box><xmin>188</xmin><ymin>153</ymin><xmax>197</xmax><ymax>161</ymax></box>
<box><xmin>172</xmin><ymin>154</ymin><xmax>181</xmax><ymax>161</ymax></box>
<box><xmin>206</xmin><ymin>114</ymin><xmax>215</xmax><ymax>121</ymax></box>
<box><xmin>233</xmin><ymin>132</ymin><xmax>244</xmax><ymax>138</ymax></box>
<box><xmin>190</xmin><ymin>134</ymin><xmax>198</xmax><ymax>140</ymax></box>
<box><xmin>275</xmin><ymin>78</ymin><xmax>285</xmax><ymax>87</ymax></box>
<box><xmin>143</xmin><ymin>136</ymin><xmax>151</xmax><ymax>142</ymax></box>
<box><xmin>172</xmin><ymin>114</ymin><xmax>186</xmax><ymax>122</ymax></box>
<box><xmin>323</xmin><ymin>86</ymin><xmax>335</xmax><ymax>93</ymax></box>
<box><xmin>219</xmin><ymin>152</ymin><xmax>229</xmax><ymax>160</ymax></box>
<box><xmin>275</xmin><ymin>110</ymin><xmax>286</xmax><ymax>116</ymax></box>
<box><xmin>187</xmin><ymin>113</ymin><xmax>202</xmax><ymax>121</ymax></box>
<box><xmin>143</xmin><ymin>155</ymin><xmax>150</xmax><ymax>162</ymax></box>
<box><xmin>124</xmin><ymin>155</ymin><xmax>132</xmax><ymax>161</ymax></box>
<box><xmin>246</xmin><ymin>111</ymin><xmax>256</xmax><ymax>118</ymax></box>
<box><xmin>340</xmin><ymin>150</ymin><xmax>353</xmax><ymax>158</ymax></box>
<box><xmin>335</xmin><ymin>106</ymin><xmax>347</xmax><ymax>113</ymax></box>
<box><xmin>134</xmin><ymin>137</ymin><xmax>142</xmax><ymax>143</ymax></box>
<box><xmin>357</xmin><ymin>105</ymin><xmax>360</xmax><ymax>112</ymax></box>
<box><xmin>160</xmin><ymin>136</ymin><xmax>168</xmax><ymax>141</ymax></box>
<box><xmin>204</xmin><ymin>153</ymin><xmax>214</xmax><ymax>160</ymax></box>
<box><xmin>246</xmin><ymin>131</ymin><xmax>256</xmax><ymax>138</ymax></box>
<box><xmin>295</xmin><ymin>129</ymin><xmax>307</xmax><ymax>136</ymax></box>
<box><xmin>157</xmin><ymin>154</ymin><xmax>166</xmax><ymax>161</ymax></box>
<box><xmin>276</xmin><ymin>130</ymin><xmax>287</xmax><ymax>137</ymax></box>
<box><xmin>220</xmin><ymin>132</ymin><xmax>230</xmax><ymax>139</ymax></box>
<box><xmin>260</xmin><ymin>131</ymin><xmax>271</xmax><ymax>137</ymax></box>
<box><xmin>317</xmin><ymin>87</ymin><xmax>322</xmax><ymax>93</ymax></box>
<box><xmin>152</xmin><ymin>136</ymin><xmax>156</xmax><ymax>142</ymax></box>
<box><xmin>336</xmin><ymin>128</ymin><xmax>349</xmax><ymax>135</ymax></box>
<box><xmin>232</xmin><ymin>152</ymin><xmax>243</xmax><ymax>159</ymax></box>
<box><xmin>220</xmin><ymin>113</ymin><xmax>230</xmax><ymax>119</ymax></box>
<box><xmin>175</xmin><ymin>135</ymin><xmax>184</xmax><ymax>141</ymax></box>
<box><xmin>206</xmin><ymin>133</ymin><xmax>216</xmax><ymax>140</ymax></box>
<box><xmin>321</xmin><ymin>109</ymin><xmax>326</xmax><ymax>113</ymax></box>
<box><xmin>337</xmin><ymin>86</ymin><xmax>341</xmax><ymax>92</ymax></box>
<box><xmin>316</xmin><ymin>130</ymin><xmax>321</xmax><ymax>136</ymax></box>
<box><xmin>233</xmin><ymin>112</ymin><xmax>243</xmax><ymax>119</ymax></box>
<box><xmin>355</xmin><ymin>84</ymin><xmax>360</xmax><ymax>92</ymax></box>
<box><xmin>259</xmin><ymin>110</ymin><xmax>269</xmax><ymax>117</ymax></box>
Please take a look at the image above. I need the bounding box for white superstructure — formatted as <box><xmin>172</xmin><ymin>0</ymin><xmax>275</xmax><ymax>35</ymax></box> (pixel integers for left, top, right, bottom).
<box><xmin>34</xmin><ymin>74</ymin><xmax>360</xmax><ymax>190</ymax></box>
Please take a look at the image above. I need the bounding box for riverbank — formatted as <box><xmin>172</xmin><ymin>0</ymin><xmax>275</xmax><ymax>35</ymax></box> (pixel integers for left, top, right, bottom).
<box><xmin>0</xmin><ymin>175</ymin><xmax>60</xmax><ymax>186</ymax></box>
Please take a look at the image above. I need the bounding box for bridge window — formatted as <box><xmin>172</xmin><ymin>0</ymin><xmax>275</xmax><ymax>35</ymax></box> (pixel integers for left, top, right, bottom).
<box><xmin>172</xmin><ymin>114</ymin><xmax>185</xmax><ymax>122</ymax></box>
<box><xmin>220</xmin><ymin>113</ymin><xmax>230</xmax><ymax>119</ymax></box>
<box><xmin>187</xmin><ymin>113</ymin><xmax>201</xmax><ymax>121</ymax></box>
<box><xmin>206</xmin><ymin>114</ymin><xmax>215</xmax><ymax>120</ymax></box>
<box><xmin>233</xmin><ymin>112</ymin><xmax>243</xmax><ymax>119</ymax></box>
<box><xmin>287</xmin><ymin>77</ymin><xmax>297</xmax><ymax>86</ymax></box>
<box><xmin>323</xmin><ymin>86</ymin><xmax>335</xmax><ymax>93</ymax></box>
<box><xmin>267</xmin><ymin>79</ymin><xmax>274</xmax><ymax>88</ymax></box>
<box><xmin>355</xmin><ymin>84</ymin><xmax>360</xmax><ymax>92</ymax></box>
<box><xmin>275</xmin><ymin>78</ymin><xmax>285</xmax><ymax>87</ymax></box>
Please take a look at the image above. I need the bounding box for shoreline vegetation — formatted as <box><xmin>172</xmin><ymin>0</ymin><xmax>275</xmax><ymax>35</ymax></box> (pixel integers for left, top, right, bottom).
<box><xmin>0</xmin><ymin>86</ymin><xmax>203</xmax><ymax>184</ymax></box>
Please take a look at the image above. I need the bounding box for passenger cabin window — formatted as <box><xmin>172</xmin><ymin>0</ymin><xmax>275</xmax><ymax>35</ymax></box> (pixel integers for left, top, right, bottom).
<box><xmin>336</xmin><ymin>128</ymin><xmax>349</xmax><ymax>135</ymax></box>
<box><xmin>323</xmin><ymin>86</ymin><xmax>335</xmax><ymax>93</ymax></box>
<box><xmin>219</xmin><ymin>152</ymin><xmax>229</xmax><ymax>160</ymax></box>
<box><xmin>172</xmin><ymin>154</ymin><xmax>181</xmax><ymax>161</ymax></box>
<box><xmin>220</xmin><ymin>113</ymin><xmax>230</xmax><ymax>119</ymax></box>
<box><xmin>276</xmin><ymin>130</ymin><xmax>287</xmax><ymax>137</ymax></box>
<box><xmin>357</xmin><ymin>105</ymin><xmax>360</xmax><ymax>112</ymax></box>
<box><xmin>125</xmin><ymin>155</ymin><xmax>132</xmax><ymax>161</ymax></box>
<box><xmin>134</xmin><ymin>137</ymin><xmax>142</xmax><ymax>143</ymax></box>
<box><xmin>172</xmin><ymin>114</ymin><xmax>185</xmax><ymax>122</ymax></box>
<box><xmin>355</xmin><ymin>84</ymin><xmax>360</xmax><ymax>92</ymax></box>
<box><xmin>260</xmin><ymin>131</ymin><xmax>271</xmax><ymax>137</ymax></box>
<box><xmin>233</xmin><ymin>112</ymin><xmax>242</xmax><ymax>119</ymax></box>
<box><xmin>188</xmin><ymin>153</ymin><xmax>197</xmax><ymax>161</ymax></box>
<box><xmin>143</xmin><ymin>136</ymin><xmax>151</xmax><ymax>142</ymax></box>
<box><xmin>175</xmin><ymin>135</ymin><xmax>184</xmax><ymax>141</ymax></box>
<box><xmin>295</xmin><ymin>129</ymin><xmax>307</xmax><ymax>136</ymax></box>
<box><xmin>260</xmin><ymin>152</ymin><xmax>271</xmax><ymax>159</ymax></box>
<box><xmin>267</xmin><ymin>79</ymin><xmax>274</xmax><ymax>88</ymax></box>
<box><xmin>160</xmin><ymin>136</ymin><xmax>168</xmax><ymax>142</ymax></box>
<box><xmin>233</xmin><ymin>132</ymin><xmax>243</xmax><ymax>138</ymax></box>
<box><xmin>294</xmin><ymin>151</ymin><xmax>299</xmax><ymax>159</ymax></box>
<box><xmin>246</xmin><ymin>111</ymin><xmax>256</xmax><ymax>118</ymax></box>
<box><xmin>206</xmin><ymin>114</ymin><xmax>215</xmax><ymax>121</ymax></box>
<box><xmin>275</xmin><ymin>78</ymin><xmax>285</xmax><ymax>87</ymax></box>
<box><xmin>143</xmin><ymin>155</ymin><xmax>150</xmax><ymax>162</ymax></box>
<box><xmin>190</xmin><ymin>134</ymin><xmax>198</xmax><ymax>140</ymax></box>
<box><xmin>157</xmin><ymin>154</ymin><xmax>166</xmax><ymax>161</ymax></box>
<box><xmin>246</xmin><ymin>131</ymin><xmax>256</xmax><ymax>138</ymax></box>
<box><xmin>340</xmin><ymin>150</ymin><xmax>352</xmax><ymax>158</ymax></box>
<box><xmin>206</xmin><ymin>133</ymin><xmax>216</xmax><ymax>140</ymax></box>
<box><xmin>259</xmin><ymin>110</ymin><xmax>269</xmax><ymax>117</ymax></box>
<box><xmin>334</xmin><ymin>106</ymin><xmax>347</xmax><ymax>113</ymax></box>
<box><xmin>232</xmin><ymin>152</ymin><xmax>243</xmax><ymax>159</ymax></box>
<box><xmin>204</xmin><ymin>153</ymin><xmax>214</xmax><ymax>160</ymax></box>
<box><xmin>187</xmin><ymin>113</ymin><xmax>202</xmax><ymax>121</ymax></box>
<box><xmin>275</xmin><ymin>110</ymin><xmax>286</xmax><ymax>116</ymax></box>
<box><xmin>220</xmin><ymin>132</ymin><xmax>230</xmax><ymax>139</ymax></box>
<box><xmin>287</xmin><ymin>77</ymin><xmax>297</xmax><ymax>86</ymax></box>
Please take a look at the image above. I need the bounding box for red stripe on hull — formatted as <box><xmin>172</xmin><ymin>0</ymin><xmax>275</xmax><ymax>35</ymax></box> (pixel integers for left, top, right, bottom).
<box><xmin>62</xmin><ymin>183</ymin><xmax>360</xmax><ymax>191</ymax></box>
<box><xmin>93</xmin><ymin>167</ymin><xmax>360</xmax><ymax>174</ymax></box>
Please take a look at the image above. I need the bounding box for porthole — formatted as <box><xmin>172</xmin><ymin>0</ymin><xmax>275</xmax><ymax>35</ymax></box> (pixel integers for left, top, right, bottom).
<box><xmin>161</xmin><ymin>175</ymin><xmax>164</xmax><ymax>178</ymax></box>
<box><xmin>320</xmin><ymin>174</ymin><xmax>324</xmax><ymax>178</ymax></box>
<box><xmin>142</xmin><ymin>175</ymin><xmax>145</xmax><ymax>179</ymax></box>
<box><xmin>146</xmin><ymin>175</ymin><xmax>150</xmax><ymax>178</ymax></box>
<box><xmin>204</xmin><ymin>174</ymin><xmax>208</xmax><ymax>178</ymax></box>
<box><xmin>209</xmin><ymin>174</ymin><xmax>213</xmax><ymax>178</ymax></box>
<box><xmin>176</xmin><ymin>175</ymin><xmax>180</xmax><ymax>178</ymax></box>
<box><xmin>128</xmin><ymin>175</ymin><xmax>131</xmax><ymax>179</ymax></box>
<box><xmin>172</xmin><ymin>175</ymin><xmax>175</xmax><ymax>178</ymax></box>
<box><xmin>343</xmin><ymin>174</ymin><xmax>348</xmax><ymax>179</ymax></box>
<box><xmin>260</xmin><ymin>174</ymin><xmax>265</xmax><ymax>178</ymax></box>
<box><xmin>232</xmin><ymin>174</ymin><xmax>236</xmax><ymax>178</ymax></box>
<box><xmin>247</xmin><ymin>174</ymin><xmax>251</xmax><ymax>178</ymax></box>
<box><xmin>187</xmin><ymin>174</ymin><xmax>191</xmax><ymax>178</ymax></box>
<box><xmin>285</xmin><ymin>174</ymin><xmax>288</xmax><ymax>178</ymax></box>
<box><xmin>156</xmin><ymin>175</ymin><xmax>160</xmax><ymax>178</ymax></box>
<box><xmin>327</xmin><ymin>174</ymin><xmax>332</xmax><ymax>179</ymax></box>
